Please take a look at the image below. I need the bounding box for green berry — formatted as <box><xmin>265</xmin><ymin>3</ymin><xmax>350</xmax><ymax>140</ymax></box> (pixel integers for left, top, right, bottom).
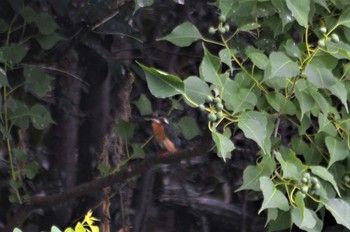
<box><xmin>199</xmin><ymin>104</ymin><xmax>206</xmax><ymax>111</ymax></box>
<box><xmin>209</xmin><ymin>26</ymin><xmax>216</xmax><ymax>34</ymax></box>
<box><xmin>318</xmin><ymin>39</ymin><xmax>325</xmax><ymax>47</ymax></box>
<box><xmin>218</xmin><ymin>27</ymin><xmax>226</xmax><ymax>34</ymax></box>
<box><xmin>208</xmin><ymin>113</ymin><xmax>217</xmax><ymax>122</ymax></box>
<box><xmin>331</xmin><ymin>33</ymin><xmax>340</xmax><ymax>43</ymax></box>
<box><xmin>319</xmin><ymin>27</ymin><xmax>327</xmax><ymax>34</ymax></box>
<box><xmin>219</xmin><ymin>14</ymin><xmax>226</xmax><ymax>23</ymax></box>
<box><xmin>216</xmin><ymin>111</ymin><xmax>223</xmax><ymax>119</ymax></box>
<box><xmin>313</xmin><ymin>183</ymin><xmax>320</xmax><ymax>190</ymax></box>
<box><xmin>216</xmin><ymin>103</ymin><xmax>224</xmax><ymax>111</ymax></box>
<box><xmin>303</xmin><ymin>172</ymin><xmax>311</xmax><ymax>180</ymax></box>
<box><xmin>206</xmin><ymin>96</ymin><xmax>213</xmax><ymax>103</ymax></box>
<box><xmin>224</xmin><ymin>24</ymin><xmax>230</xmax><ymax>32</ymax></box>
<box><xmin>301</xmin><ymin>193</ymin><xmax>306</xmax><ymax>198</ymax></box>
<box><xmin>301</xmin><ymin>177</ymin><xmax>308</xmax><ymax>184</ymax></box>
<box><xmin>343</xmin><ymin>175</ymin><xmax>350</xmax><ymax>183</ymax></box>
<box><xmin>213</xmin><ymin>97</ymin><xmax>221</xmax><ymax>104</ymax></box>
<box><xmin>311</xmin><ymin>177</ymin><xmax>318</xmax><ymax>185</ymax></box>
<box><xmin>301</xmin><ymin>185</ymin><xmax>309</xmax><ymax>194</ymax></box>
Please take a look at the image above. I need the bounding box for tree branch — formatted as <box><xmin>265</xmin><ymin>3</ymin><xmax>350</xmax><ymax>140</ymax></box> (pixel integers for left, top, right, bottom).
<box><xmin>2</xmin><ymin>136</ymin><xmax>212</xmax><ymax>232</ymax></box>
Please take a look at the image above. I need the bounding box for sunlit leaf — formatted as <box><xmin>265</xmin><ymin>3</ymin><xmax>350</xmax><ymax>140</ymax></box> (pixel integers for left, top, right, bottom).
<box><xmin>211</xmin><ymin>130</ymin><xmax>235</xmax><ymax>161</ymax></box>
<box><xmin>159</xmin><ymin>22</ymin><xmax>202</xmax><ymax>47</ymax></box>
<box><xmin>304</xmin><ymin>64</ymin><xmax>337</xmax><ymax>89</ymax></box>
<box><xmin>325</xmin><ymin>136</ymin><xmax>350</xmax><ymax>168</ymax></box>
<box><xmin>199</xmin><ymin>45</ymin><xmax>223</xmax><ymax>87</ymax></box>
<box><xmin>258</xmin><ymin>176</ymin><xmax>290</xmax><ymax>213</ymax></box>
<box><xmin>138</xmin><ymin>62</ymin><xmax>184</xmax><ymax>98</ymax></box>
<box><xmin>338</xmin><ymin>8</ymin><xmax>350</xmax><ymax>28</ymax></box>
<box><xmin>265</xmin><ymin>51</ymin><xmax>299</xmax><ymax>80</ymax></box>
<box><xmin>246</xmin><ymin>47</ymin><xmax>269</xmax><ymax>70</ymax></box>
<box><xmin>286</xmin><ymin>0</ymin><xmax>310</xmax><ymax>27</ymax></box>
<box><xmin>310</xmin><ymin>166</ymin><xmax>341</xmax><ymax>197</ymax></box>
<box><xmin>184</xmin><ymin>76</ymin><xmax>210</xmax><ymax>107</ymax></box>
<box><xmin>238</xmin><ymin>111</ymin><xmax>268</xmax><ymax>154</ymax></box>
<box><xmin>324</xmin><ymin>198</ymin><xmax>350</xmax><ymax>230</ymax></box>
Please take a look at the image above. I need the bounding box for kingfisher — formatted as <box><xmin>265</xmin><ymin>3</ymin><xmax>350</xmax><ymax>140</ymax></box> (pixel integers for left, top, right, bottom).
<box><xmin>150</xmin><ymin>113</ymin><xmax>181</xmax><ymax>154</ymax></box>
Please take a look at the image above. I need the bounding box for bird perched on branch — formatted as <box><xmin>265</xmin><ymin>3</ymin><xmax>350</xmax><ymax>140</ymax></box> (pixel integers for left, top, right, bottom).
<box><xmin>150</xmin><ymin>113</ymin><xmax>181</xmax><ymax>154</ymax></box>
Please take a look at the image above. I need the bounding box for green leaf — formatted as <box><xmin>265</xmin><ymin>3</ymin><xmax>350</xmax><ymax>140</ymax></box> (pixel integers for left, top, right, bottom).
<box><xmin>271</xmin><ymin>0</ymin><xmax>293</xmax><ymax>28</ymax></box>
<box><xmin>283</xmin><ymin>39</ymin><xmax>301</xmax><ymax>59</ymax></box>
<box><xmin>304</xmin><ymin>64</ymin><xmax>337</xmax><ymax>89</ymax></box>
<box><xmin>199</xmin><ymin>45</ymin><xmax>223</xmax><ymax>87</ymax></box>
<box><xmin>0</xmin><ymin>44</ymin><xmax>27</xmax><ymax>65</ymax></box>
<box><xmin>238</xmin><ymin>22</ymin><xmax>260</xmax><ymax>31</ymax></box>
<box><xmin>309</xmin><ymin>91</ymin><xmax>329</xmax><ymax>115</ymax></box>
<box><xmin>0</xmin><ymin>18</ymin><xmax>8</xmax><ymax>33</ymax></box>
<box><xmin>178</xmin><ymin>116</ymin><xmax>200</xmax><ymax>140</ymax></box>
<box><xmin>159</xmin><ymin>22</ymin><xmax>202</xmax><ymax>47</ymax></box>
<box><xmin>184</xmin><ymin>76</ymin><xmax>210</xmax><ymax>107</ymax></box>
<box><xmin>14</xmin><ymin>148</ymin><xmax>27</xmax><ymax>161</ymax></box>
<box><xmin>138</xmin><ymin>62</ymin><xmax>184</xmax><ymax>98</ymax></box>
<box><xmin>29</xmin><ymin>104</ymin><xmax>55</xmax><ymax>130</ymax></box>
<box><xmin>266</xmin><ymin>92</ymin><xmax>296</xmax><ymax>115</ymax></box>
<box><xmin>211</xmin><ymin>130</ymin><xmax>235</xmax><ymax>161</ymax></box>
<box><xmin>133</xmin><ymin>94</ymin><xmax>152</xmax><ymax>116</ymax></box>
<box><xmin>295</xmin><ymin>81</ymin><xmax>315</xmax><ymax>120</ymax></box>
<box><xmin>237</xmin><ymin>156</ymin><xmax>275</xmax><ymax>192</ymax></box>
<box><xmin>246</xmin><ymin>47</ymin><xmax>269</xmax><ymax>70</ymax></box>
<box><xmin>338</xmin><ymin>8</ymin><xmax>350</xmax><ymax>28</ymax></box>
<box><xmin>25</xmin><ymin>161</ymin><xmax>39</xmax><ymax>179</ymax></box>
<box><xmin>236</xmin><ymin>165</ymin><xmax>264</xmax><ymax>191</ymax></box>
<box><xmin>7</xmin><ymin>98</ymin><xmax>30</xmax><ymax>129</ymax></box>
<box><xmin>51</xmin><ymin>225</ymin><xmax>62</xmax><ymax>232</ymax></box>
<box><xmin>328</xmin><ymin>81</ymin><xmax>349</xmax><ymax>112</ymax></box>
<box><xmin>265</xmin><ymin>52</ymin><xmax>299</xmax><ymax>80</ymax></box>
<box><xmin>292</xmin><ymin>192</ymin><xmax>317</xmax><ymax>230</ymax></box>
<box><xmin>0</xmin><ymin>67</ymin><xmax>9</xmax><ymax>87</ymax></box>
<box><xmin>318</xmin><ymin>113</ymin><xmax>337</xmax><ymax>136</ymax></box>
<box><xmin>258</xmin><ymin>176</ymin><xmax>290</xmax><ymax>214</ymax></box>
<box><xmin>324</xmin><ymin>198</ymin><xmax>350</xmax><ymax>230</ymax></box>
<box><xmin>24</xmin><ymin>65</ymin><xmax>55</xmax><ymax>97</ymax></box>
<box><xmin>238</xmin><ymin>111</ymin><xmax>268</xmax><ymax>154</ymax></box>
<box><xmin>215</xmin><ymin>0</ymin><xmax>236</xmax><ymax>17</ymax></box>
<box><xmin>115</xmin><ymin>120</ymin><xmax>135</xmax><ymax>141</ymax></box>
<box><xmin>268</xmin><ymin>210</ymin><xmax>292</xmax><ymax>231</ymax></box>
<box><xmin>35</xmin><ymin>33</ymin><xmax>62</xmax><ymax>50</ymax></box>
<box><xmin>134</xmin><ymin>0</ymin><xmax>154</xmax><ymax>11</ymax></box>
<box><xmin>325</xmin><ymin>136</ymin><xmax>350</xmax><ymax>168</ymax></box>
<box><xmin>230</xmin><ymin>88</ymin><xmax>257</xmax><ymax>113</ymax></box>
<box><xmin>20</xmin><ymin>6</ymin><xmax>37</xmax><ymax>23</ymax></box>
<box><xmin>219</xmin><ymin>48</ymin><xmax>233</xmax><ymax>72</ymax></box>
<box><xmin>274</xmin><ymin>151</ymin><xmax>302</xmax><ymax>179</ymax></box>
<box><xmin>309</xmin><ymin>166</ymin><xmax>341</xmax><ymax>197</ymax></box>
<box><xmin>286</xmin><ymin>0</ymin><xmax>310</xmax><ymax>27</ymax></box>
<box><xmin>34</xmin><ymin>12</ymin><xmax>58</xmax><ymax>35</ymax></box>
<box><xmin>131</xmin><ymin>144</ymin><xmax>145</xmax><ymax>159</ymax></box>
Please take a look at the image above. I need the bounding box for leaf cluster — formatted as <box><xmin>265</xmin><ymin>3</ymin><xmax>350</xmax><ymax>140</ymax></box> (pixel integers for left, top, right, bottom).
<box><xmin>139</xmin><ymin>0</ymin><xmax>350</xmax><ymax>231</ymax></box>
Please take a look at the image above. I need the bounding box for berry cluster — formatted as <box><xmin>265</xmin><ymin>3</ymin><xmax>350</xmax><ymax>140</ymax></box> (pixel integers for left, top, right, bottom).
<box><xmin>208</xmin><ymin>14</ymin><xmax>230</xmax><ymax>35</ymax></box>
<box><xmin>199</xmin><ymin>96</ymin><xmax>224</xmax><ymax>122</ymax></box>
<box><xmin>317</xmin><ymin>26</ymin><xmax>339</xmax><ymax>47</ymax></box>
<box><xmin>298</xmin><ymin>172</ymin><xmax>320</xmax><ymax>198</ymax></box>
